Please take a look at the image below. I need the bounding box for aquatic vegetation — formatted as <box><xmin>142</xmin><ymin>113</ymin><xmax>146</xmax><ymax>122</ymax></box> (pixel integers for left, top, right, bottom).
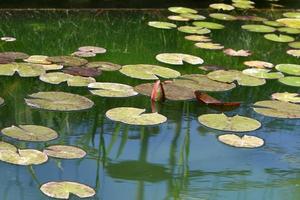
<box><xmin>0</xmin><ymin>148</ymin><xmax>48</xmax><ymax>165</ymax></box>
<box><xmin>155</xmin><ymin>53</ymin><xmax>204</xmax><ymax>65</ymax></box>
<box><xmin>148</xmin><ymin>21</ymin><xmax>177</xmax><ymax>29</ymax></box>
<box><xmin>264</xmin><ymin>34</ymin><xmax>295</xmax><ymax>42</ymax></box>
<box><xmin>40</xmin><ymin>72</ymin><xmax>96</xmax><ymax>86</ymax></box>
<box><xmin>193</xmin><ymin>21</ymin><xmax>225</xmax><ymax>29</ymax></box>
<box><xmin>223</xmin><ymin>49</ymin><xmax>252</xmax><ymax>57</ymax></box>
<box><xmin>88</xmin><ymin>82</ymin><xmax>138</xmax><ymax>97</ymax></box>
<box><xmin>86</xmin><ymin>61</ymin><xmax>121</xmax><ymax>71</ymax></box>
<box><xmin>271</xmin><ymin>92</ymin><xmax>300</xmax><ymax>103</ymax></box>
<box><xmin>241</xmin><ymin>24</ymin><xmax>276</xmax><ymax>33</ymax></box>
<box><xmin>218</xmin><ymin>134</ymin><xmax>264</xmax><ymax>148</ymax></box>
<box><xmin>0</xmin><ymin>62</ymin><xmax>45</xmax><ymax>77</ymax></box>
<box><xmin>209</xmin><ymin>3</ymin><xmax>235</xmax><ymax>11</ymax></box>
<box><xmin>275</xmin><ymin>64</ymin><xmax>300</xmax><ymax>75</ymax></box>
<box><xmin>195</xmin><ymin>42</ymin><xmax>224</xmax><ymax>50</ymax></box>
<box><xmin>279</xmin><ymin>76</ymin><xmax>300</xmax><ymax>87</ymax></box>
<box><xmin>178</xmin><ymin>26</ymin><xmax>211</xmax><ymax>34</ymax></box>
<box><xmin>46</xmin><ymin>56</ymin><xmax>88</xmax><ymax>67</ymax></box>
<box><xmin>209</xmin><ymin>13</ymin><xmax>237</xmax><ymax>21</ymax></box>
<box><xmin>43</xmin><ymin>145</ymin><xmax>86</xmax><ymax>159</ymax></box>
<box><xmin>63</xmin><ymin>66</ymin><xmax>101</xmax><ymax>77</ymax></box>
<box><xmin>244</xmin><ymin>60</ymin><xmax>274</xmax><ymax>68</ymax></box>
<box><xmin>184</xmin><ymin>35</ymin><xmax>211</xmax><ymax>42</ymax></box>
<box><xmin>168</xmin><ymin>7</ymin><xmax>198</xmax><ymax>14</ymax></box>
<box><xmin>242</xmin><ymin>68</ymin><xmax>284</xmax><ymax>79</ymax></box>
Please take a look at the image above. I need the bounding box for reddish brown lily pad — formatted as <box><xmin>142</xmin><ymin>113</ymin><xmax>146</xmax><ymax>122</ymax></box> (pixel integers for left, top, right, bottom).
<box><xmin>0</xmin><ymin>57</ymin><xmax>14</xmax><ymax>64</ymax></box>
<box><xmin>46</xmin><ymin>56</ymin><xmax>88</xmax><ymax>67</ymax></box>
<box><xmin>0</xmin><ymin>52</ymin><xmax>29</xmax><ymax>60</ymax></box>
<box><xmin>63</xmin><ymin>67</ymin><xmax>101</xmax><ymax>77</ymax></box>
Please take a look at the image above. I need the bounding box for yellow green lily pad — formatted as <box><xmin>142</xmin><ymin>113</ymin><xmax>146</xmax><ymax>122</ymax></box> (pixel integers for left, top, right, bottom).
<box><xmin>155</xmin><ymin>53</ymin><xmax>204</xmax><ymax>65</ymax></box>
<box><xmin>242</xmin><ymin>68</ymin><xmax>284</xmax><ymax>79</ymax></box>
<box><xmin>244</xmin><ymin>60</ymin><xmax>274</xmax><ymax>68</ymax></box>
<box><xmin>148</xmin><ymin>21</ymin><xmax>177</xmax><ymax>29</ymax></box>
<box><xmin>218</xmin><ymin>134</ymin><xmax>264</xmax><ymax>148</ymax></box>
<box><xmin>0</xmin><ymin>141</ymin><xmax>17</xmax><ymax>151</ymax></box>
<box><xmin>178</xmin><ymin>26</ymin><xmax>211</xmax><ymax>34</ymax></box>
<box><xmin>277</xmin><ymin>27</ymin><xmax>300</xmax><ymax>34</ymax></box>
<box><xmin>283</xmin><ymin>12</ymin><xmax>300</xmax><ymax>19</ymax></box>
<box><xmin>209</xmin><ymin>3</ymin><xmax>235</xmax><ymax>11</ymax></box>
<box><xmin>88</xmin><ymin>82</ymin><xmax>138</xmax><ymax>97</ymax></box>
<box><xmin>272</xmin><ymin>92</ymin><xmax>300</xmax><ymax>103</ymax></box>
<box><xmin>167</xmin><ymin>15</ymin><xmax>189</xmax><ymax>21</ymax></box>
<box><xmin>241</xmin><ymin>24</ymin><xmax>276</xmax><ymax>33</ymax></box>
<box><xmin>86</xmin><ymin>61</ymin><xmax>121</xmax><ymax>71</ymax></box>
<box><xmin>193</xmin><ymin>21</ymin><xmax>225</xmax><ymax>29</ymax></box>
<box><xmin>40</xmin><ymin>72</ymin><xmax>95</xmax><ymax>87</ymax></box>
<box><xmin>23</xmin><ymin>55</ymin><xmax>52</xmax><ymax>65</ymax></box>
<box><xmin>275</xmin><ymin>64</ymin><xmax>300</xmax><ymax>75</ymax></box>
<box><xmin>0</xmin><ymin>149</ymin><xmax>48</xmax><ymax>166</ymax></box>
<box><xmin>263</xmin><ymin>20</ymin><xmax>284</xmax><ymax>27</ymax></box>
<box><xmin>0</xmin><ymin>62</ymin><xmax>45</xmax><ymax>77</ymax></box>
<box><xmin>44</xmin><ymin>145</ymin><xmax>86</xmax><ymax>159</ymax></box>
<box><xmin>278</xmin><ymin>76</ymin><xmax>300</xmax><ymax>87</ymax></box>
<box><xmin>277</xmin><ymin>18</ymin><xmax>300</xmax><ymax>28</ymax></box>
<box><xmin>264</xmin><ymin>34</ymin><xmax>295</xmax><ymax>43</ymax></box>
<box><xmin>195</xmin><ymin>42</ymin><xmax>224</xmax><ymax>50</ymax></box>
<box><xmin>288</xmin><ymin>41</ymin><xmax>300</xmax><ymax>49</ymax></box>
<box><xmin>184</xmin><ymin>35</ymin><xmax>211</xmax><ymax>42</ymax></box>
<box><xmin>168</xmin><ymin>7</ymin><xmax>197</xmax><ymax>14</ymax></box>
<box><xmin>209</xmin><ymin>13</ymin><xmax>237</xmax><ymax>21</ymax></box>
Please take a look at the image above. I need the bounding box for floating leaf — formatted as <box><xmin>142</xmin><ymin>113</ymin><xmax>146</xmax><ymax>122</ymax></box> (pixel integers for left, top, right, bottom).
<box><xmin>0</xmin><ymin>97</ymin><xmax>4</xmax><ymax>106</ymax></box>
<box><xmin>288</xmin><ymin>41</ymin><xmax>300</xmax><ymax>49</ymax></box>
<box><xmin>155</xmin><ymin>53</ymin><xmax>204</xmax><ymax>65</ymax></box>
<box><xmin>277</xmin><ymin>27</ymin><xmax>300</xmax><ymax>34</ymax></box>
<box><xmin>184</xmin><ymin>35</ymin><xmax>211</xmax><ymax>42</ymax></box>
<box><xmin>40</xmin><ymin>72</ymin><xmax>95</xmax><ymax>87</ymax></box>
<box><xmin>209</xmin><ymin>3</ymin><xmax>235</xmax><ymax>11</ymax></box>
<box><xmin>209</xmin><ymin>13</ymin><xmax>237</xmax><ymax>21</ymax></box>
<box><xmin>106</xmin><ymin>107</ymin><xmax>167</xmax><ymax>125</ymax></box>
<box><xmin>207</xmin><ymin>70</ymin><xmax>266</xmax><ymax>86</ymax></box>
<box><xmin>236</xmin><ymin>15</ymin><xmax>267</xmax><ymax>21</ymax></box>
<box><xmin>223</xmin><ymin>49</ymin><xmax>252</xmax><ymax>57</ymax></box>
<box><xmin>78</xmin><ymin>46</ymin><xmax>106</xmax><ymax>54</ymax></box>
<box><xmin>178</xmin><ymin>26</ymin><xmax>211</xmax><ymax>34</ymax></box>
<box><xmin>120</xmin><ymin>64</ymin><xmax>180</xmax><ymax>80</ymax></box>
<box><xmin>193</xmin><ymin>21</ymin><xmax>225</xmax><ymax>29</ymax></box>
<box><xmin>40</xmin><ymin>181</ymin><xmax>95</xmax><ymax>199</ymax></box>
<box><xmin>263</xmin><ymin>20</ymin><xmax>284</xmax><ymax>27</ymax></box>
<box><xmin>167</xmin><ymin>15</ymin><xmax>189</xmax><ymax>21</ymax></box>
<box><xmin>23</xmin><ymin>55</ymin><xmax>52</xmax><ymax>65</ymax></box>
<box><xmin>168</xmin><ymin>7</ymin><xmax>197</xmax><ymax>14</ymax></box>
<box><xmin>253</xmin><ymin>100</ymin><xmax>300</xmax><ymax>118</ymax></box>
<box><xmin>86</xmin><ymin>61</ymin><xmax>121</xmax><ymax>71</ymax></box>
<box><xmin>0</xmin><ymin>149</ymin><xmax>48</xmax><ymax>165</ymax></box>
<box><xmin>1</xmin><ymin>37</ymin><xmax>16</xmax><ymax>42</ymax></box>
<box><xmin>44</xmin><ymin>145</ymin><xmax>86</xmax><ymax>159</ymax></box>
<box><xmin>199</xmin><ymin>65</ymin><xmax>225</xmax><ymax>71</ymax></box>
<box><xmin>195</xmin><ymin>42</ymin><xmax>224</xmax><ymax>50</ymax></box>
<box><xmin>88</xmin><ymin>82</ymin><xmax>138</xmax><ymax>97</ymax></box>
<box><xmin>244</xmin><ymin>60</ymin><xmax>274</xmax><ymax>68</ymax></box>
<box><xmin>180</xmin><ymin>13</ymin><xmax>206</xmax><ymax>20</ymax></box>
<box><xmin>40</xmin><ymin>64</ymin><xmax>63</xmax><ymax>71</ymax></box>
<box><xmin>25</xmin><ymin>91</ymin><xmax>94</xmax><ymax>111</ymax></box>
<box><xmin>287</xmin><ymin>49</ymin><xmax>300</xmax><ymax>57</ymax></box>
<box><xmin>277</xmin><ymin>18</ymin><xmax>300</xmax><ymax>29</ymax></box>
<box><xmin>0</xmin><ymin>62</ymin><xmax>45</xmax><ymax>77</ymax></box>
<box><xmin>46</xmin><ymin>56</ymin><xmax>88</xmax><ymax>67</ymax></box>
<box><xmin>63</xmin><ymin>66</ymin><xmax>101</xmax><ymax>77</ymax></box>
<box><xmin>0</xmin><ymin>57</ymin><xmax>14</xmax><ymax>64</ymax></box>
<box><xmin>198</xmin><ymin>113</ymin><xmax>261</xmax><ymax>132</ymax></box>
<box><xmin>275</xmin><ymin>64</ymin><xmax>300</xmax><ymax>76</ymax></box>
<box><xmin>1</xmin><ymin>125</ymin><xmax>58</xmax><ymax>142</ymax></box>
<box><xmin>218</xmin><ymin>134</ymin><xmax>264</xmax><ymax>148</ymax></box>
<box><xmin>233</xmin><ymin>2</ymin><xmax>254</xmax><ymax>9</ymax></box>
<box><xmin>264</xmin><ymin>34</ymin><xmax>295</xmax><ymax>43</ymax></box>
<box><xmin>241</xmin><ymin>24</ymin><xmax>276</xmax><ymax>33</ymax></box>
<box><xmin>0</xmin><ymin>141</ymin><xmax>17</xmax><ymax>151</ymax></box>
<box><xmin>272</xmin><ymin>92</ymin><xmax>300</xmax><ymax>103</ymax></box>
<box><xmin>71</xmin><ymin>51</ymin><xmax>96</xmax><ymax>58</ymax></box>
<box><xmin>283</xmin><ymin>12</ymin><xmax>300</xmax><ymax>19</ymax></box>
<box><xmin>279</xmin><ymin>76</ymin><xmax>300</xmax><ymax>87</ymax></box>
<box><xmin>0</xmin><ymin>52</ymin><xmax>29</xmax><ymax>60</ymax></box>
<box><xmin>148</xmin><ymin>21</ymin><xmax>177</xmax><ymax>29</ymax></box>
<box><xmin>242</xmin><ymin>68</ymin><xmax>284</xmax><ymax>79</ymax></box>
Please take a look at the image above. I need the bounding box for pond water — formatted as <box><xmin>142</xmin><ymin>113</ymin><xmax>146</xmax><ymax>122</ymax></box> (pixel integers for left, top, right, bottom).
<box><xmin>0</xmin><ymin>3</ymin><xmax>300</xmax><ymax>200</ymax></box>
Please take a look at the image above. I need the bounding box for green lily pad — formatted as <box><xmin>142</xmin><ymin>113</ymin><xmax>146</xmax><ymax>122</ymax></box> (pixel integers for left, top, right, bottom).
<box><xmin>167</xmin><ymin>15</ymin><xmax>189</xmax><ymax>21</ymax></box>
<box><xmin>180</xmin><ymin>13</ymin><xmax>206</xmax><ymax>20</ymax></box>
<box><xmin>244</xmin><ymin>60</ymin><xmax>274</xmax><ymax>68</ymax></box>
<box><xmin>178</xmin><ymin>26</ymin><xmax>211</xmax><ymax>34</ymax></box>
<box><xmin>283</xmin><ymin>12</ymin><xmax>300</xmax><ymax>19</ymax></box>
<box><xmin>242</xmin><ymin>68</ymin><xmax>284</xmax><ymax>79</ymax></box>
<box><xmin>241</xmin><ymin>24</ymin><xmax>276</xmax><ymax>33</ymax></box>
<box><xmin>40</xmin><ymin>72</ymin><xmax>95</xmax><ymax>87</ymax></box>
<box><xmin>275</xmin><ymin>64</ymin><xmax>300</xmax><ymax>76</ymax></box>
<box><xmin>44</xmin><ymin>145</ymin><xmax>86</xmax><ymax>159</ymax></box>
<box><xmin>148</xmin><ymin>21</ymin><xmax>177</xmax><ymax>29</ymax></box>
<box><xmin>209</xmin><ymin>13</ymin><xmax>237</xmax><ymax>21</ymax></box>
<box><xmin>287</xmin><ymin>49</ymin><xmax>300</xmax><ymax>57</ymax></box>
<box><xmin>0</xmin><ymin>141</ymin><xmax>17</xmax><ymax>151</ymax></box>
<box><xmin>24</xmin><ymin>55</ymin><xmax>52</xmax><ymax>65</ymax></box>
<box><xmin>277</xmin><ymin>27</ymin><xmax>300</xmax><ymax>34</ymax></box>
<box><xmin>172</xmin><ymin>74</ymin><xmax>236</xmax><ymax>92</ymax></box>
<box><xmin>106</xmin><ymin>107</ymin><xmax>167</xmax><ymax>125</ymax></box>
<box><xmin>155</xmin><ymin>53</ymin><xmax>204</xmax><ymax>65</ymax></box>
<box><xmin>264</xmin><ymin>34</ymin><xmax>295</xmax><ymax>42</ymax></box>
<box><xmin>288</xmin><ymin>41</ymin><xmax>300</xmax><ymax>49</ymax></box>
<box><xmin>233</xmin><ymin>2</ymin><xmax>255</xmax><ymax>9</ymax></box>
<box><xmin>253</xmin><ymin>100</ymin><xmax>300</xmax><ymax>118</ymax></box>
<box><xmin>193</xmin><ymin>21</ymin><xmax>225</xmax><ymax>29</ymax></box>
<box><xmin>207</xmin><ymin>70</ymin><xmax>266</xmax><ymax>86</ymax></box>
<box><xmin>195</xmin><ymin>42</ymin><xmax>224</xmax><ymax>50</ymax></box>
<box><xmin>0</xmin><ymin>97</ymin><xmax>4</xmax><ymax>106</ymax></box>
<box><xmin>46</xmin><ymin>56</ymin><xmax>88</xmax><ymax>67</ymax></box>
<box><xmin>272</xmin><ymin>92</ymin><xmax>300</xmax><ymax>103</ymax></box>
<box><xmin>198</xmin><ymin>113</ymin><xmax>261</xmax><ymax>132</ymax></box>
<box><xmin>184</xmin><ymin>35</ymin><xmax>211</xmax><ymax>42</ymax></box>
<box><xmin>277</xmin><ymin>18</ymin><xmax>300</xmax><ymax>29</ymax></box>
<box><xmin>0</xmin><ymin>149</ymin><xmax>48</xmax><ymax>165</ymax></box>
<box><xmin>25</xmin><ymin>91</ymin><xmax>94</xmax><ymax>111</ymax></box>
<box><xmin>263</xmin><ymin>20</ymin><xmax>284</xmax><ymax>27</ymax></box>
<box><xmin>86</xmin><ymin>61</ymin><xmax>121</xmax><ymax>71</ymax></box>
<box><xmin>0</xmin><ymin>62</ymin><xmax>45</xmax><ymax>77</ymax></box>
<box><xmin>120</xmin><ymin>64</ymin><xmax>180</xmax><ymax>80</ymax></box>
<box><xmin>168</xmin><ymin>7</ymin><xmax>198</xmax><ymax>14</ymax></box>
<box><xmin>279</xmin><ymin>76</ymin><xmax>300</xmax><ymax>87</ymax></box>
<box><xmin>1</xmin><ymin>125</ymin><xmax>58</xmax><ymax>142</ymax></box>
<box><xmin>209</xmin><ymin>3</ymin><xmax>235</xmax><ymax>11</ymax></box>
<box><xmin>88</xmin><ymin>82</ymin><xmax>138</xmax><ymax>97</ymax></box>
<box><xmin>40</xmin><ymin>181</ymin><xmax>95</xmax><ymax>199</ymax></box>
<box><xmin>218</xmin><ymin>134</ymin><xmax>264</xmax><ymax>148</ymax></box>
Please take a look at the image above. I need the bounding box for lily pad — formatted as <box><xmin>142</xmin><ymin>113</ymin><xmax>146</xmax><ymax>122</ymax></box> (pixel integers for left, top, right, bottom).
<box><xmin>0</xmin><ymin>52</ymin><xmax>29</xmax><ymax>60</ymax></box>
<box><xmin>288</xmin><ymin>41</ymin><xmax>300</xmax><ymax>49</ymax></box>
<box><xmin>193</xmin><ymin>21</ymin><xmax>225</xmax><ymax>29</ymax></box>
<box><xmin>207</xmin><ymin>70</ymin><xmax>266</xmax><ymax>86</ymax></box>
<box><xmin>236</xmin><ymin>15</ymin><xmax>267</xmax><ymax>21</ymax></box>
<box><xmin>63</xmin><ymin>66</ymin><xmax>101</xmax><ymax>77</ymax></box>
<box><xmin>277</xmin><ymin>18</ymin><xmax>300</xmax><ymax>28</ymax></box>
<box><xmin>148</xmin><ymin>21</ymin><xmax>177</xmax><ymax>29</ymax></box>
<box><xmin>283</xmin><ymin>12</ymin><xmax>300</xmax><ymax>19</ymax></box>
<box><xmin>233</xmin><ymin>2</ymin><xmax>254</xmax><ymax>9</ymax></box>
<box><xmin>242</xmin><ymin>68</ymin><xmax>284</xmax><ymax>79</ymax></box>
<box><xmin>263</xmin><ymin>20</ymin><xmax>284</xmax><ymax>27</ymax></box>
<box><xmin>178</xmin><ymin>26</ymin><xmax>211</xmax><ymax>34</ymax></box>
<box><xmin>120</xmin><ymin>64</ymin><xmax>180</xmax><ymax>80</ymax></box>
<box><xmin>209</xmin><ymin>3</ymin><xmax>235</xmax><ymax>11</ymax></box>
<box><xmin>223</xmin><ymin>49</ymin><xmax>252</xmax><ymax>57</ymax></box>
<box><xmin>23</xmin><ymin>55</ymin><xmax>52</xmax><ymax>65</ymax></box>
<box><xmin>244</xmin><ymin>60</ymin><xmax>274</xmax><ymax>68</ymax></box>
<box><xmin>167</xmin><ymin>15</ymin><xmax>189</xmax><ymax>21</ymax></box>
<box><xmin>218</xmin><ymin>134</ymin><xmax>264</xmax><ymax>148</ymax></box>
<box><xmin>88</xmin><ymin>82</ymin><xmax>138</xmax><ymax>97</ymax></box>
<box><xmin>275</xmin><ymin>64</ymin><xmax>300</xmax><ymax>76</ymax></box>
<box><xmin>180</xmin><ymin>13</ymin><xmax>206</xmax><ymax>20</ymax></box>
<box><xmin>46</xmin><ymin>56</ymin><xmax>88</xmax><ymax>67</ymax></box>
<box><xmin>184</xmin><ymin>35</ymin><xmax>211</xmax><ymax>42</ymax></box>
<box><xmin>0</xmin><ymin>57</ymin><xmax>14</xmax><ymax>64</ymax></box>
<box><xmin>86</xmin><ymin>61</ymin><xmax>121</xmax><ymax>71</ymax></box>
<box><xmin>1</xmin><ymin>37</ymin><xmax>16</xmax><ymax>42</ymax></box>
<box><xmin>40</xmin><ymin>181</ymin><xmax>95</xmax><ymax>199</ymax></box>
<box><xmin>241</xmin><ymin>24</ymin><xmax>276</xmax><ymax>33</ymax></box>
<box><xmin>195</xmin><ymin>42</ymin><xmax>224</xmax><ymax>50</ymax></box>
<box><xmin>0</xmin><ymin>149</ymin><xmax>48</xmax><ymax>165</ymax></box>
<box><xmin>44</xmin><ymin>145</ymin><xmax>86</xmax><ymax>159</ymax></box>
<box><xmin>168</xmin><ymin>7</ymin><xmax>197</xmax><ymax>14</ymax></box>
<box><xmin>155</xmin><ymin>53</ymin><xmax>204</xmax><ymax>65</ymax></box>
<box><xmin>0</xmin><ymin>62</ymin><xmax>45</xmax><ymax>77</ymax></box>
<box><xmin>287</xmin><ymin>49</ymin><xmax>300</xmax><ymax>57</ymax></box>
<box><xmin>39</xmin><ymin>64</ymin><xmax>63</xmax><ymax>70</ymax></box>
<box><xmin>279</xmin><ymin>76</ymin><xmax>300</xmax><ymax>87</ymax></box>
<box><xmin>277</xmin><ymin>27</ymin><xmax>300</xmax><ymax>34</ymax></box>
<box><xmin>253</xmin><ymin>100</ymin><xmax>300</xmax><ymax>118</ymax></box>
<box><xmin>1</xmin><ymin>125</ymin><xmax>58</xmax><ymax>142</ymax></box>
<box><xmin>71</xmin><ymin>51</ymin><xmax>96</xmax><ymax>58</ymax></box>
<box><xmin>198</xmin><ymin>113</ymin><xmax>261</xmax><ymax>132</ymax></box>
<box><xmin>78</xmin><ymin>46</ymin><xmax>106</xmax><ymax>54</ymax></box>
<box><xmin>264</xmin><ymin>34</ymin><xmax>295</xmax><ymax>42</ymax></box>
<box><xmin>106</xmin><ymin>107</ymin><xmax>167</xmax><ymax>125</ymax></box>
<box><xmin>272</xmin><ymin>92</ymin><xmax>300</xmax><ymax>103</ymax></box>
<box><xmin>40</xmin><ymin>72</ymin><xmax>95</xmax><ymax>87</ymax></box>
<box><xmin>25</xmin><ymin>91</ymin><xmax>94</xmax><ymax>111</ymax></box>
<box><xmin>0</xmin><ymin>97</ymin><xmax>4</xmax><ymax>106</ymax></box>
<box><xmin>209</xmin><ymin>13</ymin><xmax>237</xmax><ymax>21</ymax></box>
<box><xmin>0</xmin><ymin>141</ymin><xmax>17</xmax><ymax>151</ymax></box>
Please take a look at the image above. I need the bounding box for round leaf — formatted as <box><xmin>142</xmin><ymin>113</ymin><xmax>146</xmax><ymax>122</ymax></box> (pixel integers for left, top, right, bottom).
<box><xmin>275</xmin><ymin>64</ymin><xmax>300</xmax><ymax>76</ymax></box>
<box><xmin>218</xmin><ymin>134</ymin><xmax>264</xmax><ymax>148</ymax></box>
<box><xmin>277</xmin><ymin>18</ymin><xmax>300</xmax><ymax>29</ymax></box>
<box><xmin>195</xmin><ymin>42</ymin><xmax>224</xmax><ymax>50</ymax></box>
<box><xmin>0</xmin><ymin>141</ymin><xmax>17</xmax><ymax>151</ymax></box>
<box><xmin>0</xmin><ymin>149</ymin><xmax>48</xmax><ymax>166</ymax></box>
<box><xmin>78</xmin><ymin>46</ymin><xmax>106</xmax><ymax>54</ymax></box>
<box><xmin>277</xmin><ymin>27</ymin><xmax>300</xmax><ymax>34</ymax></box>
<box><xmin>178</xmin><ymin>26</ymin><xmax>211</xmax><ymax>34</ymax></box>
<box><xmin>88</xmin><ymin>82</ymin><xmax>138</xmax><ymax>97</ymax></box>
<box><xmin>287</xmin><ymin>49</ymin><xmax>300</xmax><ymax>57</ymax></box>
<box><xmin>272</xmin><ymin>92</ymin><xmax>300</xmax><ymax>103</ymax></box>
<box><xmin>244</xmin><ymin>60</ymin><xmax>274</xmax><ymax>68</ymax></box>
<box><xmin>242</xmin><ymin>68</ymin><xmax>284</xmax><ymax>79</ymax></box>
<box><xmin>24</xmin><ymin>55</ymin><xmax>52</xmax><ymax>65</ymax></box>
<box><xmin>148</xmin><ymin>21</ymin><xmax>177</xmax><ymax>29</ymax></box>
<box><xmin>209</xmin><ymin>13</ymin><xmax>237</xmax><ymax>21</ymax></box>
<box><xmin>241</xmin><ymin>24</ymin><xmax>276</xmax><ymax>33</ymax></box>
<box><xmin>40</xmin><ymin>72</ymin><xmax>95</xmax><ymax>87</ymax></box>
<box><xmin>288</xmin><ymin>41</ymin><xmax>300</xmax><ymax>49</ymax></box>
<box><xmin>279</xmin><ymin>76</ymin><xmax>300</xmax><ymax>87</ymax></box>
<box><xmin>86</xmin><ymin>61</ymin><xmax>121</xmax><ymax>71</ymax></box>
<box><xmin>155</xmin><ymin>53</ymin><xmax>204</xmax><ymax>65</ymax></box>
<box><xmin>193</xmin><ymin>21</ymin><xmax>225</xmax><ymax>29</ymax></box>
<box><xmin>168</xmin><ymin>7</ymin><xmax>197</xmax><ymax>14</ymax></box>
<box><xmin>184</xmin><ymin>35</ymin><xmax>211</xmax><ymax>42</ymax></box>
<box><xmin>44</xmin><ymin>145</ymin><xmax>86</xmax><ymax>159</ymax></box>
<box><xmin>264</xmin><ymin>34</ymin><xmax>295</xmax><ymax>43</ymax></box>
<box><xmin>0</xmin><ymin>62</ymin><xmax>45</xmax><ymax>77</ymax></box>
<box><xmin>209</xmin><ymin>3</ymin><xmax>235</xmax><ymax>11</ymax></box>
